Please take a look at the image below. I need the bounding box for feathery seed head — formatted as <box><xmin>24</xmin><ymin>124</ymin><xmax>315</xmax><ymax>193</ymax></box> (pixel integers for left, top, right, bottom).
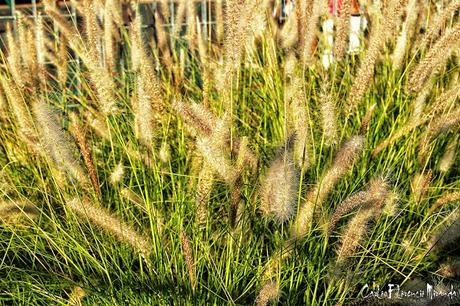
<box><xmin>439</xmin><ymin>137</ymin><xmax>457</xmax><ymax>173</ymax></box>
<box><xmin>336</xmin><ymin>207</ymin><xmax>375</xmax><ymax>263</ymax></box>
<box><xmin>260</xmin><ymin>151</ymin><xmax>298</xmax><ymax>223</ymax></box>
<box><xmin>110</xmin><ymin>162</ymin><xmax>125</xmax><ymax>185</ymax></box>
<box><xmin>0</xmin><ymin>200</ymin><xmax>39</xmax><ymax>225</ymax></box>
<box><xmin>256</xmin><ymin>280</ymin><xmax>281</xmax><ymax>306</ymax></box>
<box><xmin>67</xmin><ymin>197</ymin><xmax>152</xmax><ymax>258</ymax></box>
<box><xmin>32</xmin><ymin>101</ymin><xmax>89</xmax><ymax>187</ymax></box>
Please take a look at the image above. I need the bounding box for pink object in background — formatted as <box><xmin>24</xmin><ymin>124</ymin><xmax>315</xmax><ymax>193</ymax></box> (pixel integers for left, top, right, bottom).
<box><xmin>328</xmin><ymin>0</ymin><xmax>343</xmax><ymax>15</ymax></box>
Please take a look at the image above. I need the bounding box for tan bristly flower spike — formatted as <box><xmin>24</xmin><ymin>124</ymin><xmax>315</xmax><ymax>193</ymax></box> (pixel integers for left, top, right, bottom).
<box><xmin>67</xmin><ymin>197</ymin><xmax>152</xmax><ymax>258</ymax></box>
<box><xmin>32</xmin><ymin>101</ymin><xmax>89</xmax><ymax>187</ymax></box>
<box><xmin>328</xmin><ymin>178</ymin><xmax>390</xmax><ymax>234</ymax></box>
<box><xmin>392</xmin><ymin>0</ymin><xmax>419</xmax><ymax>70</ymax></box>
<box><xmin>407</xmin><ymin>24</ymin><xmax>460</xmax><ymax>93</ymax></box>
<box><xmin>418</xmin><ymin>107</ymin><xmax>460</xmax><ymax>163</ymax></box>
<box><xmin>0</xmin><ymin>77</ymin><xmax>36</xmax><ymax>143</ymax></box>
<box><xmin>255</xmin><ymin>280</ymin><xmax>281</xmax><ymax>306</ymax></box>
<box><xmin>259</xmin><ymin>147</ymin><xmax>298</xmax><ymax>223</ymax></box>
<box><xmin>335</xmin><ymin>178</ymin><xmax>390</xmax><ymax>263</ymax></box>
<box><xmin>439</xmin><ymin>260</ymin><xmax>460</xmax><ymax>278</ymax></box>
<box><xmin>438</xmin><ymin>137</ymin><xmax>457</xmax><ymax>173</ymax></box>
<box><xmin>319</xmin><ymin>78</ymin><xmax>338</xmax><ymax>146</ymax></box>
<box><xmin>292</xmin><ymin>135</ymin><xmax>364</xmax><ymax>238</ymax></box>
<box><xmin>104</xmin><ymin>0</ymin><xmax>116</xmax><ymax>73</ymax></box>
<box><xmin>173</xmin><ymin>100</ymin><xmax>217</xmax><ymax>137</ymax></box>
<box><xmin>372</xmin><ymin>87</ymin><xmax>459</xmax><ymax>157</ymax></box>
<box><xmin>335</xmin><ymin>207</ymin><xmax>375</xmax><ymax>263</ymax></box>
<box><xmin>110</xmin><ymin>162</ymin><xmax>125</xmax><ymax>185</ymax></box>
<box><xmin>70</xmin><ymin>113</ymin><xmax>100</xmax><ymax>196</ymax></box>
<box><xmin>428</xmin><ymin>191</ymin><xmax>460</xmax><ymax>215</ymax></box>
<box><xmin>173</xmin><ymin>0</ymin><xmax>186</xmax><ymax>38</ymax></box>
<box><xmin>420</xmin><ymin>2</ymin><xmax>460</xmax><ymax>49</ymax></box>
<box><xmin>301</xmin><ymin>0</ymin><xmax>325</xmax><ymax>65</ymax></box>
<box><xmin>180</xmin><ymin>230</ymin><xmax>196</xmax><ymax>290</ymax></box>
<box><xmin>285</xmin><ymin>72</ymin><xmax>310</xmax><ymax>170</ymax></box>
<box><xmin>215</xmin><ymin>0</ymin><xmax>224</xmax><ymax>43</ymax></box>
<box><xmin>346</xmin><ymin>0</ymin><xmax>406</xmax><ymax>114</ymax></box>
<box><xmin>333</xmin><ymin>0</ymin><xmax>351</xmax><ymax>60</ymax></box>
<box><xmin>154</xmin><ymin>11</ymin><xmax>172</xmax><ymax>66</ymax></box>
<box><xmin>0</xmin><ymin>200</ymin><xmax>39</xmax><ymax>224</ymax></box>
<box><xmin>196</xmin><ymin>161</ymin><xmax>214</xmax><ymax>227</ymax></box>
<box><xmin>410</xmin><ymin>170</ymin><xmax>432</xmax><ymax>204</ymax></box>
<box><xmin>196</xmin><ymin>116</ymin><xmax>236</xmax><ymax>184</ymax></box>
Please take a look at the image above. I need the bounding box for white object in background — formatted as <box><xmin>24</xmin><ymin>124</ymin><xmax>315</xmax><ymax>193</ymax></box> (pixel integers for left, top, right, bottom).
<box><xmin>322</xmin><ymin>52</ymin><xmax>334</xmax><ymax>69</ymax></box>
<box><xmin>284</xmin><ymin>1</ymin><xmax>295</xmax><ymax>17</ymax></box>
<box><xmin>322</xmin><ymin>18</ymin><xmax>335</xmax><ymax>69</ymax></box>
<box><xmin>348</xmin><ymin>15</ymin><xmax>362</xmax><ymax>53</ymax></box>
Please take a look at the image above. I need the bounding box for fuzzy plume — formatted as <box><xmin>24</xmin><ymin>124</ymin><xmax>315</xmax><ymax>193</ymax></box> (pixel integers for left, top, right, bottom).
<box><xmin>407</xmin><ymin>24</ymin><xmax>460</xmax><ymax>93</ymax></box>
<box><xmin>195</xmin><ymin>161</ymin><xmax>214</xmax><ymax>226</ymax></box>
<box><xmin>196</xmin><ymin>116</ymin><xmax>236</xmax><ymax>184</ymax></box>
<box><xmin>173</xmin><ymin>100</ymin><xmax>217</xmax><ymax>137</ymax></box>
<box><xmin>292</xmin><ymin>135</ymin><xmax>364</xmax><ymax>238</ymax></box>
<box><xmin>173</xmin><ymin>0</ymin><xmax>186</xmax><ymax>38</ymax></box>
<box><xmin>0</xmin><ymin>200</ymin><xmax>39</xmax><ymax>224</ymax></box>
<box><xmin>32</xmin><ymin>101</ymin><xmax>89</xmax><ymax>187</ymax></box>
<box><xmin>319</xmin><ymin>78</ymin><xmax>338</xmax><ymax>146</ymax></box>
<box><xmin>154</xmin><ymin>11</ymin><xmax>173</xmax><ymax>67</ymax></box>
<box><xmin>180</xmin><ymin>230</ymin><xmax>196</xmax><ymax>290</ymax></box>
<box><xmin>420</xmin><ymin>2</ymin><xmax>460</xmax><ymax>49</ymax></box>
<box><xmin>300</xmin><ymin>0</ymin><xmax>325</xmax><ymax>65</ymax></box>
<box><xmin>328</xmin><ymin>178</ymin><xmax>390</xmax><ymax>234</ymax></box>
<box><xmin>57</xmin><ymin>36</ymin><xmax>69</xmax><ymax>87</ymax></box>
<box><xmin>373</xmin><ymin>87</ymin><xmax>459</xmax><ymax>157</ymax></box>
<box><xmin>84</xmin><ymin>50</ymin><xmax>118</xmax><ymax>115</ymax></box>
<box><xmin>439</xmin><ymin>260</ymin><xmax>460</xmax><ymax>278</ymax></box>
<box><xmin>280</xmin><ymin>14</ymin><xmax>299</xmax><ymax>49</ymax></box>
<box><xmin>186</xmin><ymin>0</ymin><xmax>197</xmax><ymax>50</ymax></box>
<box><xmin>418</xmin><ymin>108</ymin><xmax>460</xmax><ymax>163</ymax></box>
<box><xmin>286</xmin><ymin>72</ymin><xmax>310</xmax><ymax>170</ymax></box>
<box><xmin>392</xmin><ymin>0</ymin><xmax>419</xmax><ymax>70</ymax></box>
<box><xmin>0</xmin><ymin>77</ymin><xmax>37</xmax><ymax>143</ymax></box>
<box><xmin>16</xmin><ymin>14</ymin><xmax>38</xmax><ymax>86</ymax></box>
<box><xmin>43</xmin><ymin>5</ymin><xmax>83</xmax><ymax>52</ymax></box>
<box><xmin>412</xmin><ymin>84</ymin><xmax>432</xmax><ymax>122</ymax></box>
<box><xmin>429</xmin><ymin>191</ymin><xmax>460</xmax><ymax>215</ymax></box>
<box><xmin>410</xmin><ymin>170</ymin><xmax>432</xmax><ymax>204</ymax></box>
<box><xmin>70</xmin><ymin>113</ymin><xmax>100</xmax><ymax>196</ymax></box>
<box><xmin>5</xmin><ymin>24</ymin><xmax>28</xmax><ymax>90</ymax></box>
<box><xmin>44</xmin><ymin>4</ymin><xmax>117</xmax><ymax>115</ymax></box>
<box><xmin>255</xmin><ymin>280</ymin><xmax>281</xmax><ymax>306</ymax></box>
<box><xmin>103</xmin><ymin>0</ymin><xmax>118</xmax><ymax>73</ymax></box>
<box><xmin>34</xmin><ymin>14</ymin><xmax>46</xmax><ymax>77</ymax></box>
<box><xmin>260</xmin><ymin>147</ymin><xmax>298</xmax><ymax>223</ymax></box>
<box><xmin>438</xmin><ymin>137</ymin><xmax>457</xmax><ymax>173</ymax></box>
<box><xmin>80</xmin><ymin>0</ymin><xmax>102</xmax><ymax>53</ymax></box>
<box><xmin>333</xmin><ymin>0</ymin><xmax>351</xmax><ymax>60</ymax></box>
<box><xmin>215</xmin><ymin>0</ymin><xmax>224</xmax><ymax>43</ymax></box>
<box><xmin>336</xmin><ymin>207</ymin><xmax>375</xmax><ymax>263</ymax></box>
<box><xmin>130</xmin><ymin>15</ymin><xmax>165</xmax><ymax>146</ymax></box>
<box><xmin>346</xmin><ymin>0</ymin><xmax>406</xmax><ymax>114</ymax></box>
<box><xmin>67</xmin><ymin>197</ymin><xmax>152</xmax><ymax>258</ymax></box>
<box><xmin>110</xmin><ymin>162</ymin><xmax>125</xmax><ymax>185</ymax></box>
<box><xmin>359</xmin><ymin>103</ymin><xmax>377</xmax><ymax>135</ymax></box>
